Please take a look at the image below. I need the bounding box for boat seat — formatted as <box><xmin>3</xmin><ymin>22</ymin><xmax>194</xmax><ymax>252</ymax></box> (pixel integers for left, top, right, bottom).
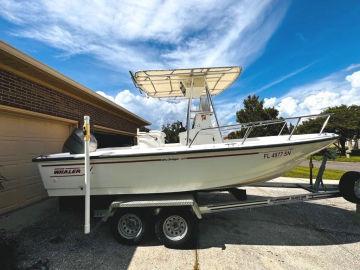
<box><xmin>137</xmin><ymin>130</ymin><xmax>166</xmax><ymax>148</ymax></box>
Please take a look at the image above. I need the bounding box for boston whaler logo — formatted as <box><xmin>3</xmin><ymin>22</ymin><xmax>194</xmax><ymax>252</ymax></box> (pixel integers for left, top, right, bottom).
<box><xmin>53</xmin><ymin>167</ymin><xmax>82</xmax><ymax>176</ymax></box>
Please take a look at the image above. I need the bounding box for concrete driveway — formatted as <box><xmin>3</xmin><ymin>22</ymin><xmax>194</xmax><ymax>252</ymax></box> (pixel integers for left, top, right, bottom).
<box><xmin>1</xmin><ymin>177</ymin><xmax>360</xmax><ymax>270</ymax></box>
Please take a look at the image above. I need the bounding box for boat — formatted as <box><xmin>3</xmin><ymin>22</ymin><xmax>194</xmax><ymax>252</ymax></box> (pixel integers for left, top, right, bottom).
<box><xmin>33</xmin><ymin>66</ymin><xmax>338</xmax><ymax>197</ymax></box>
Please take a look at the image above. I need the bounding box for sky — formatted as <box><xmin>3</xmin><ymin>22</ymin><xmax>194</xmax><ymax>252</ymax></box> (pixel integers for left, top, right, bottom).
<box><xmin>1</xmin><ymin>0</ymin><xmax>360</xmax><ymax>128</ymax></box>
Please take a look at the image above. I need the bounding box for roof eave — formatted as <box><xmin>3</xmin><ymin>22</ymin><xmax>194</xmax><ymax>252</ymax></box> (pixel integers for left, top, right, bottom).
<box><xmin>0</xmin><ymin>40</ymin><xmax>151</xmax><ymax>126</ymax></box>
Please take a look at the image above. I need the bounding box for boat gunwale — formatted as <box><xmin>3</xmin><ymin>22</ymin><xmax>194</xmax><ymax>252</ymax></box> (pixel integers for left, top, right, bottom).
<box><xmin>33</xmin><ymin>135</ymin><xmax>338</xmax><ymax>163</ymax></box>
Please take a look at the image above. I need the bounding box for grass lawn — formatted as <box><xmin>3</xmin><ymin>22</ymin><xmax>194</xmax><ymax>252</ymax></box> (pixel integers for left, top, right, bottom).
<box><xmin>310</xmin><ymin>155</ymin><xmax>360</xmax><ymax>163</ymax></box>
<box><xmin>283</xmin><ymin>166</ymin><xmax>345</xmax><ymax>180</ymax></box>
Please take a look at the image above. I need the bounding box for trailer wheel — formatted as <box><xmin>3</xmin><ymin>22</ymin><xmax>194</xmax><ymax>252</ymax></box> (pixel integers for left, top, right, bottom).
<box><xmin>155</xmin><ymin>208</ymin><xmax>196</xmax><ymax>248</ymax></box>
<box><xmin>339</xmin><ymin>171</ymin><xmax>360</xmax><ymax>204</ymax></box>
<box><xmin>111</xmin><ymin>209</ymin><xmax>147</xmax><ymax>245</ymax></box>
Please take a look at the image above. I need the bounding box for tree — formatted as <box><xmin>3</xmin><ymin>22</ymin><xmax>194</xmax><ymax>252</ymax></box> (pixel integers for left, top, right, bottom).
<box><xmin>161</xmin><ymin>121</ymin><xmax>186</xmax><ymax>143</ymax></box>
<box><xmin>228</xmin><ymin>95</ymin><xmax>285</xmax><ymax>139</ymax></box>
<box><xmin>297</xmin><ymin>105</ymin><xmax>360</xmax><ymax>155</ymax></box>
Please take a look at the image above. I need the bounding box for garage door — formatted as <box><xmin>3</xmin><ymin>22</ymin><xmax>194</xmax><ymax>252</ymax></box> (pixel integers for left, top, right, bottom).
<box><xmin>0</xmin><ymin>111</ymin><xmax>75</xmax><ymax>214</ymax></box>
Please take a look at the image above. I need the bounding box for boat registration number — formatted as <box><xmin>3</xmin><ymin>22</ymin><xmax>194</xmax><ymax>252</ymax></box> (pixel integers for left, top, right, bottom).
<box><xmin>263</xmin><ymin>149</ymin><xmax>291</xmax><ymax>159</ymax></box>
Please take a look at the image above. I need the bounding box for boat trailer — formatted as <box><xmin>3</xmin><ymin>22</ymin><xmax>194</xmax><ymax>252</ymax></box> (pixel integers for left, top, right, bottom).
<box><xmin>91</xmin><ymin>179</ymin><xmax>349</xmax><ymax>248</ymax></box>
<box><xmin>96</xmin><ymin>179</ymin><xmax>341</xmax><ymax>222</ymax></box>
<box><xmin>90</xmin><ymin>149</ymin><xmax>359</xmax><ymax>248</ymax></box>
<box><xmin>81</xmin><ymin>116</ymin><xmax>359</xmax><ymax>248</ymax></box>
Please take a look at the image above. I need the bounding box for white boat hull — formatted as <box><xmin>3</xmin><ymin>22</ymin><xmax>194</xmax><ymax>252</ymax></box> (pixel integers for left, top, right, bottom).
<box><xmin>35</xmin><ymin>134</ymin><xmax>337</xmax><ymax>196</ymax></box>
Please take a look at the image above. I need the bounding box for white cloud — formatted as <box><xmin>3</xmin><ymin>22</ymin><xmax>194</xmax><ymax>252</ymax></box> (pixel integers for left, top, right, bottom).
<box><xmin>214</xmin><ymin>99</ymin><xmax>245</xmax><ymax>125</ymax></box>
<box><xmin>97</xmin><ymin>89</ymin><xmax>246</xmax><ymax>128</ymax></box>
<box><xmin>263</xmin><ymin>97</ymin><xmax>277</xmax><ymax>108</ymax></box>
<box><xmin>0</xmin><ymin>0</ymin><xmax>288</xmax><ymax>72</ymax></box>
<box><xmin>252</xmin><ymin>62</ymin><xmax>315</xmax><ymax>94</ymax></box>
<box><xmin>345</xmin><ymin>63</ymin><xmax>360</xmax><ymax>72</ymax></box>
<box><xmin>215</xmin><ymin>62</ymin><xmax>315</xmax><ymax>125</ymax></box>
<box><xmin>276</xmin><ymin>97</ymin><xmax>298</xmax><ymax>116</ymax></box>
<box><xmin>99</xmin><ymin>67</ymin><xmax>360</xmax><ymax>128</ymax></box>
<box><xmin>346</xmin><ymin>70</ymin><xmax>360</xmax><ymax>88</ymax></box>
<box><xmin>264</xmin><ymin>67</ymin><xmax>360</xmax><ymax>117</ymax></box>
<box><xmin>0</xmin><ymin>0</ymin><xmax>291</xmax><ymax>128</ymax></box>
<box><xmin>97</xmin><ymin>90</ymin><xmax>187</xmax><ymax>129</ymax></box>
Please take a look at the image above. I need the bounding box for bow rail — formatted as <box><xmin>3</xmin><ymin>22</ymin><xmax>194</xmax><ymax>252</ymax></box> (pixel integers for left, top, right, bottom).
<box><xmin>188</xmin><ymin>113</ymin><xmax>332</xmax><ymax>147</ymax></box>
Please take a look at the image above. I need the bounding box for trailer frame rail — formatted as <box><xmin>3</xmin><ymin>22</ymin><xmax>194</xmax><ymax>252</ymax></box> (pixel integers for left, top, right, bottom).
<box><xmin>96</xmin><ymin>186</ymin><xmax>341</xmax><ymax>221</ymax></box>
<box><xmin>199</xmin><ymin>190</ymin><xmax>341</xmax><ymax>215</ymax></box>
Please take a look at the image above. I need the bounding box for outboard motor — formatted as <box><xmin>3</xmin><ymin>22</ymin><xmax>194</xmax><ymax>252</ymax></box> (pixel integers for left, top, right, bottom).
<box><xmin>62</xmin><ymin>128</ymin><xmax>98</xmax><ymax>154</ymax></box>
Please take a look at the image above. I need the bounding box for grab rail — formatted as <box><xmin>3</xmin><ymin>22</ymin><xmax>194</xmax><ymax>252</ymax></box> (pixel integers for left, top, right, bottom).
<box><xmin>188</xmin><ymin>113</ymin><xmax>332</xmax><ymax>147</ymax></box>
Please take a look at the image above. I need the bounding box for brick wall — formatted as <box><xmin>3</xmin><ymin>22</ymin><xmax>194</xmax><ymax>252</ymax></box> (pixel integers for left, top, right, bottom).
<box><xmin>0</xmin><ymin>69</ymin><xmax>140</xmax><ymax>133</ymax></box>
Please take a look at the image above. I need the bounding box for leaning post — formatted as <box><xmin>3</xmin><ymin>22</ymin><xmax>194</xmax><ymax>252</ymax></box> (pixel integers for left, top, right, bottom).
<box><xmin>83</xmin><ymin>116</ymin><xmax>91</xmax><ymax>234</ymax></box>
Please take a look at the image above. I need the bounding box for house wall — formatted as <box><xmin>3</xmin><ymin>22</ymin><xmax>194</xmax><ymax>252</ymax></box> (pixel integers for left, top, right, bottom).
<box><xmin>0</xmin><ymin>68</ymin><xmax>145</xmax><ymax>214</ymax></box>
<box><xmin>0</xmin><ymin>69</ymin><xmax>138</xmax><ymax>134</ymax></box>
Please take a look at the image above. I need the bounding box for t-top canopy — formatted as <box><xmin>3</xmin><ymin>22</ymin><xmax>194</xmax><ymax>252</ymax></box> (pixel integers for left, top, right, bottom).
<box><xmin>132</xmin><ymin>66</ymin><xmax>242</xmax><ymax>98</ymax></box>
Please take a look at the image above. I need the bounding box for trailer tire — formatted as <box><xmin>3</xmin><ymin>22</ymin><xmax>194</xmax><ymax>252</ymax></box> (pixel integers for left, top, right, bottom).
<box><xmin>111</xmin><ymin>209</ymin><xmax>148</xmax><ymax>245</ymax></box>
<box><xmin>155</xmin><ymin>208</ymin><xmax>196</xmax><ymax>249</ymax></box>
<box><xmin>339</xmin><ymin>171</ymin><xmax>360</xmax><ymax>204</ymax></box>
